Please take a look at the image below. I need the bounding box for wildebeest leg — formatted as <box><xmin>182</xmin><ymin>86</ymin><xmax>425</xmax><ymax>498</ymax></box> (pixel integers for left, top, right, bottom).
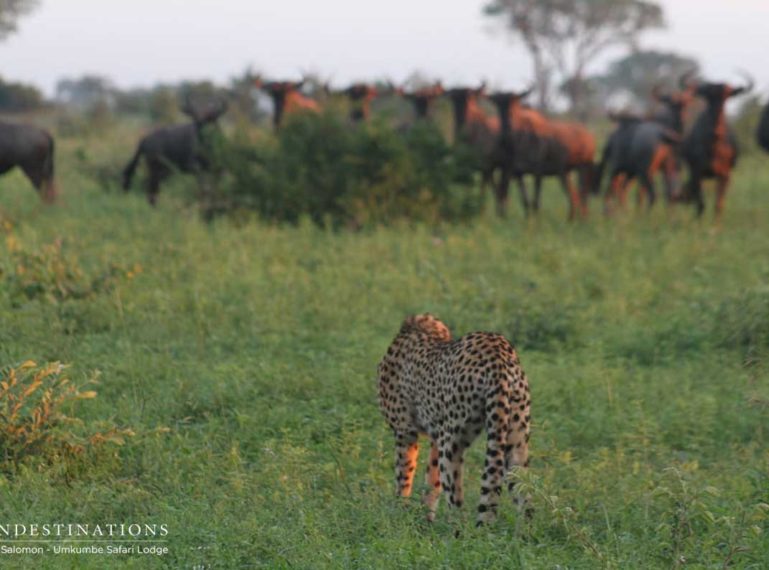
<box><xmin>145</xmin><ymin>161</ymin><xmax>168</xmax><ymax>207</ymax></box>
<box><xmin>688</xmin><ymin>171</ymin><xmax>705</xmax><ymax>217</ymax></box>
<box><xmin>715</xmin><ymin>175</ymin><xmax>730</xmax><ymax>220</ymax></box>
<box><xmin>618</xmin><ymin>176</ymin><xmax>633</xmax><ymax>209</ymax></box>
<box><xmin>577</xmin><ymin>165</ymin><xmax>591</xmax><ymax>217</ymax></box>
<box><xmin>663</xmin><ymin>156</ymin><xmax>679</xmax><ymax>205</ymax></box>
<box><xmin>559</xmin><ymin>173</ymin><xmax>580</xmax><ymax>221</ymax></box>
<box><xmin>495</xmin><ymin>169</ymin><xmax>511</xmax><ymax>218</ymax></box>
<box><xmin>638</xmin><ymin>171</ymin><xmax>656</xmax><ymax>210</ymax></box>
<box><xmin>604</xmin><ymin>173</ymin><xmax>620</xmax><ymax>216</ymax></box>
<box><xmin>516</xmin><ymin>175</ymin><xmax>530</xmax><ymax>216</ymax></box>
<box><xmin>532</xmin><ymin>175</ymin><xmax>542</xmax><ymax>213</ymax></box>
<box><xmin>147</xmin><ymin>171</ymin><xmax>162</xmax><ymax>207</ymax></box>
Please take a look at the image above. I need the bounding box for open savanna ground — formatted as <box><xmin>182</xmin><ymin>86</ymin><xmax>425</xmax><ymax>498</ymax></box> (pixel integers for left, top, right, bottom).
<box><xmin>0</xmin><ymin>132</ymin><xmax>768</xmax><ymax>569</ymax></box>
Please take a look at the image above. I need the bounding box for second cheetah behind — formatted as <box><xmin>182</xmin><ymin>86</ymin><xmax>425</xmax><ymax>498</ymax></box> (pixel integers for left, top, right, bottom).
<box><xmin>377</xmin><ymin>314</ymin><xmax>531</xmax><ymax>525</ymax></box>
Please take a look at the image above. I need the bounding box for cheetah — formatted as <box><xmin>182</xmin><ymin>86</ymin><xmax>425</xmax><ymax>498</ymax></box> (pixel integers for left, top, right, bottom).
<box><xmin>377</xmin><ymin>314</ymin><xmax>531</xmax><ymax>526</ymax></box>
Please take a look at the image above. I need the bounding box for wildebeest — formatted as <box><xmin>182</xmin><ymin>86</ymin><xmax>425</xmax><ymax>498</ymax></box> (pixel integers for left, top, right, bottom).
<box><xmin>489</xmin><ymin>88</ymin><xmax>595</xmax><ymax>219</ymax></box>
<box><xmin>259</xmin><ymin>80</ymin><xmax>321</xmax><ymax>130</ymax></box>
<box><xmin>444</xmin><ymin>84</ymin><xmax>500</xmax><ymax>193</ymax></box>
<box><xmin>757</xmin><ymin>100</ymin><xmax>769</xmax><ymax>153</ymax></box>
<box><xmin>0</xmin><ymin>121</ymin><xmax>56</xmax><ymax>202</ymax></box>
<box><xmin>596</xmin><ymin>79</ymin><xmax>696</xmax><ymax>211</ymax></box>
<box><xmin>680</xmin><ymin>73</ymin><xmax>753</xmax><ymax>218</ymax></box>
<box><xmin>122</xmin><ymin>95</ymin><xmax>228</xmax><ymax>205</ymax></box>
<box><xmin>340</xmin><ymin>83</ymin><xmax>378</xmax><ymax>123</ymax></box>
<box><xmin>399</xmin><ymin>82</ymin><xmax>445</xmax><ymax>120</ymax></box>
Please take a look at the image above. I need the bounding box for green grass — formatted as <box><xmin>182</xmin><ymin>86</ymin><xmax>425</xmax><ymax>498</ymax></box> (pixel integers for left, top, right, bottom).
<box><xmin>0</xmin><ymin>127</ymin><xmax>768</xmax><ymax>569</ymax></box>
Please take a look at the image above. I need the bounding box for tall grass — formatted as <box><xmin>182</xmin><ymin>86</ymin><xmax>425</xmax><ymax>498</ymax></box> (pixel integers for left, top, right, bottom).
<box><xmin>0</xmin><ymin>122</ymin><xmax>767</xmax><ymax>568</ymax></box>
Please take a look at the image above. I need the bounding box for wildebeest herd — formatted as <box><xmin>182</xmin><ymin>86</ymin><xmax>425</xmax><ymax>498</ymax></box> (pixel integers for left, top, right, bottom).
<box><xmin>1</xmin><ymin>72</ymin><xmax>767</xmax><ymax>220</ymax></box>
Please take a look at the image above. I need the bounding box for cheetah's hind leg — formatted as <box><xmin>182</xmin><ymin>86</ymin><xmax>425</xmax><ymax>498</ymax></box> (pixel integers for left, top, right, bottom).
<box><xmin>423</xmin><ymin>440</ymin><xmax>441</xmax><ymax>521</ymax></box>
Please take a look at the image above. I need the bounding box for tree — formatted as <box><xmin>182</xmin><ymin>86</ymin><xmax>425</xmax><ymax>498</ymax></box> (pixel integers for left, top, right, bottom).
<box><xmin>56</xmin><ymin>75</ymin><xmax>115</xmax><ymax>110</ymax></box>
<box><xmin>585</xmin><ymin>50</ymin><xmax>700</xmax><ymax>111</ymax></box>
<box><xmin>0</xmin><ymin>0</ymin><xmax>39</xmax><ymax>41</ymax></box>
<box><xmin>484</xmin><ymin>0</ymin><xmax>665</xmax><ymax>115</ymax></box>
<box><xmin>0</xmin><ymin>76</ymin><xmax>43</xmax><ymax>111</ymax></box>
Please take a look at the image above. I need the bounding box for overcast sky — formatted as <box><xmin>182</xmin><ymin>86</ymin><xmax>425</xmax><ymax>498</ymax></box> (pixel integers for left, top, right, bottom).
<box><xmin>0</xmin><ymin>0</ymin><xmax>767</xmax><ymax>98</ymax></box>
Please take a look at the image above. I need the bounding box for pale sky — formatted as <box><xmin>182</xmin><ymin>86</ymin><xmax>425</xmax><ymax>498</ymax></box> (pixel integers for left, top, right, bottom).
<box><xmin>0</xmin><ymin>0</ymin><xmax>767</xmax><ymax>98</ymax></box>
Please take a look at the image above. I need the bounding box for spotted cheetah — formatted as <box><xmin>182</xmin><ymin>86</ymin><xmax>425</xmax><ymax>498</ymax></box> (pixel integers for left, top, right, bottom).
<box><xmin>378</xmin><ymin>314</ymin><xmax>531</xmax><ymax>525</ymax></box>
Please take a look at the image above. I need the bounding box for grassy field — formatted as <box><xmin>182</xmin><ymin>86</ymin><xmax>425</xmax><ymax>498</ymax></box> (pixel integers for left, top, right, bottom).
<box><xmin>0</xmin><ymin>129</ymin><xmax>768</xmax><ymax>569</ymax></box>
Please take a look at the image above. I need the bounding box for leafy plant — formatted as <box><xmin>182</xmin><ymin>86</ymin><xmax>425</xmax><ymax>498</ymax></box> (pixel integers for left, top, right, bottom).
<box><xmin>1</xmin><ymin>237</ymin><xmax>141</xmax><ymax>305</ymax></box>
<box><xmin>0</xmin><ymin>360</ymin><xmax>133</xmax><ymax>469</ymax></box>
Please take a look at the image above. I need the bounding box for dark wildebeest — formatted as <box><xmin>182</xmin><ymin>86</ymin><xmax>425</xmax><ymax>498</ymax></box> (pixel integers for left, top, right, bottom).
<box><xmin>0</xmin><ymin>121</ymin><xmax>56</xmax><ymax>202</ymax></box>
<box><xmin>259</xmin><ymin>80</ymin><xmax>321</xmax><ymax>130</ymax></box>
<box><xmin>122</xmin><ymin>96</ymin><xmax>228</xmax><ymax>206</ymax></box>
<box><xmin>757</xmin><ymin>100</ymin><xmax>769</xmax><ymax>153</ymax></box>
<box><xmin>489</xmin><ymin>88</ymin><xmax>595</xmax><ymax>219</ymax></box>
<box><xmin>340</xmin><ymin>83</ymin><xmax>378</xmax><ymax>123</ymax></box>
<box><xmin>680</xmin><ymin>73</ymin><xmax>753</xmax><ymax>218</ymax></box>
<box><xmin>444</xmin><ymin>83</ymin><xmax>500</xmax><ymax>193</ymax></box>
<box><xmin>399</xmin><ymin>82</ymin><xmax>445</xmax><ymax>121</ymax></box>
<box><xmin>596</xmin><ymin>79</ymin><xmax>696</xmax><ymax>212</ymax></box>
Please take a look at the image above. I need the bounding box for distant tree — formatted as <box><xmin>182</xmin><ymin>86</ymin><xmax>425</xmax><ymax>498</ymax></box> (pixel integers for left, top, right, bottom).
<box><xmin>484</xmin><ymin>0</ymin><xmax>665</xmax><ymax>115</ymax></box>
<box><xmin>148</xmin><ymin>86</ymin><xmax>178</xmax><ymax>123</ymax></box>
<box><xmin>229</xmin><ymin>67</ymin><xmax>265</xmax><ymax>123</ymax></box>
<box><xmin>586</xmin><ymin>50</ymin><xmax>699</xmax><ymax>110</ymax></box>
<box><xmin>0</xmin><ymin>76</ymin><xmax>44</xmax><ymax>111</ymax></box>
<box><xmin>56</xmin><ymin>75</ymin><xmax>115</xmax><ymax>111</ymax></box>
<box><xmin>0</xmin><ymin>0</ymin><xmax>39</xmax><ymax>41</ymax></box>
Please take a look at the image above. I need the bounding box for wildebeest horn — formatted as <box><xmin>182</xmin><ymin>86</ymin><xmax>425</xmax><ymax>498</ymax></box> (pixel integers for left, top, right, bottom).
<box><xmin>733</xmin><ymin>69</ymin><xmax>755</xmax><ymax>96</ymax></box>
<box><xmin>514</xmin><ymin>84</ymin><xmax>535</xmax><ymax>99</ymax></box>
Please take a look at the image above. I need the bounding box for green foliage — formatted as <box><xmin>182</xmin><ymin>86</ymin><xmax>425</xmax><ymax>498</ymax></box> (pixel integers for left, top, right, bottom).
<box><xmin>215</xmin><ymin>112</ymin><xmax>483</xmax><ymax>227</ymax></box>
<box><xmin>0</xmin><ymin>235</ymin><xmax>140</xmax><ymax>306</ymax></box>
<box><xmin>0</xmin><ymin>76</ymin><xmax>44</xmax><ymax>112</ymax></box>
<box><xmin>0</xmin><ymin>0</ymin><xmax>38</xmax><ymax>41</ymax></box>
<box><xmin>733</xmin><ymin>95</ymin><xmax>765</xmax><ymax>157</ymax></box>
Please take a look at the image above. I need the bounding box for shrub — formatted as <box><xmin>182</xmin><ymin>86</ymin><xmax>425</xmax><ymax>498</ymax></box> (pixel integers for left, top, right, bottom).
<box><xmin>0</xmin><ymin>361</ymin><xmax>133</xmax><ymax>470</ymax></box>
<box><xmin>0</xmin><ymin>237</ymin><xmax>141</xmax><ymax>306</ymax></box>
<box><xmin>213</xmin><ymin>111</ymin><xmax>484</xmax><ymax>227</ymax></box>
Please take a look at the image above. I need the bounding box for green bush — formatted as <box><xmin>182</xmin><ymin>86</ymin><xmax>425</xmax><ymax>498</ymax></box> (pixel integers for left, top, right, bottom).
<box><xmin>214</xmin><ymin>111</ymin><xmax>483</xmax><ymax>227</ymax></box>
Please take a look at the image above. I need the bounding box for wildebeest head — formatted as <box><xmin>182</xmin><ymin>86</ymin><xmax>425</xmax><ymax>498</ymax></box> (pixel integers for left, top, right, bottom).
<box><xmin>681</xmin><ymin>70</ymin><xmax>754</xmax><ymax>106</ymax></box>
<box><xmin>401</xmin><ymin>82</ymin><xmax>445</xmax><ymax>119</ymax></box>
<box><xmin>341</xmin><ymin>83</ymin><xmax>378</xmax><ymax>122</ymax></box>
<box><xmin>180</xmin><ymin>95</ymin><xmax>229</xmax><ymax>127</ymax></box>
<box><xmin>489</xmin><ymin>86</ymin><xmax>534</xmax><ymax>134</ymax></box>
<box><xmin>445</xmin><ymin>83</ymin><xmax>486</xmax><ymax>129</ymax></box>
<box><xmin>651</xmin><ymin>78</ymin><xmax>696</xmax><ymax>133</ymax></box>
<box><xmin>261</xmin><ymin>80</ymin><xmax>304</xmax><ymax>102</ymax></box>
<box><xmin>260</xmin><ymin>79</ymin><xmax>321</xmax><ymax>129</ymax></box>
<box><xmin>343</xmin><ymin>83</ymin><xmax>378</xmax><ymax>102</ymax></box>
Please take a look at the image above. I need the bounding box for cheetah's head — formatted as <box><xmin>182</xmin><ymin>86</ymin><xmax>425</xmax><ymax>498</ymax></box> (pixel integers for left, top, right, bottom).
<box><xmin>401</xmin><ymin>314</ymin><xmax>452</xmax><ymax>341</ymax></box>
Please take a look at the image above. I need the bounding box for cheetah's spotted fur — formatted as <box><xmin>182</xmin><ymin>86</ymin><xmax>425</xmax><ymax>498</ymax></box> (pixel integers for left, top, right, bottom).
<box><xmin>378</xmin><ymin>314</ymin><xmax>531</xmax><ymax>525</ymax></box>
